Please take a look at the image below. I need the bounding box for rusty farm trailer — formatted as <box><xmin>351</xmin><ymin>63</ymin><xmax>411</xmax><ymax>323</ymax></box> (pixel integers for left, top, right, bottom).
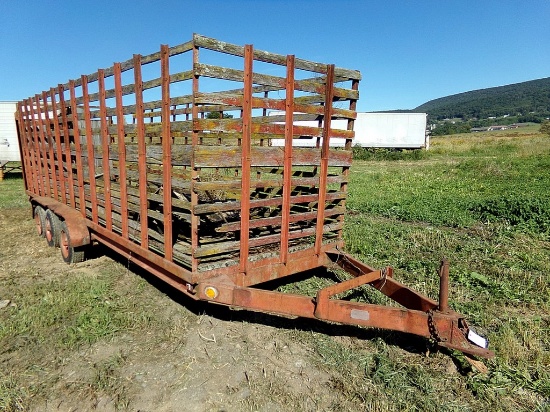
<box><xmin>15</xmin><ymin>34</ymin><xmax>492</xmax><ymax>358</ymax></box>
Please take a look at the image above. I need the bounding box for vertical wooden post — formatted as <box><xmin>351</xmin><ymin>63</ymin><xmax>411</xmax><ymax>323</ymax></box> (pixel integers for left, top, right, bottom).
<box><xmin>314</xmin><ymin>65</ymin><xmax>335</xmax><ymax>255</ymax></box>
<box><xmin>33</xmin><ymin>94</ymin><xmax>52</xmax><ymax>197</ymax></box>
<box><xmin>69</xmin><ymin>80</ymin><xmax>87</xmax><ymax>216</ymax></box>
<box><xmin>161</xmin><ymin>44</ymin><xmax>173</xmax><ymax>261</ymax></box>
<box><xmin>21</xmin><ymin>101</ymin><xmax>38</xmax><ymax>194</ymax></box>
<box><xmin>16</xmin><ymin>103</ymin><xmax>32</xmax><ymax>191</ymax></box>
<box><xmin>133</xmin><ymin>54</ymin><xmax>149</xmax><ymax>249</ymax></box>
<box><xmin>190</xmin><ymin>40</ymin><xmax>200</xmax><ymax>273</ymax></box>
<box><xmin>81</xmin><ymin>75</ymin><xmax>99</xmax><ymax>223</ymax></box>
<box><xmin>27</xmin><ymin>97</ymin><xmax>45</xmax><ymax>196</ymax></box>
<box><xmin>49</xmin><ymin>88</ymin><xmax>67</xmax><ymax>203</ymax></box>
<box><xmin>42</xmin><ymin>91</ymin><xmax>59</xmax><ymax>201</ymax></box>
<box><xmin>337</xmin><ymin>78</ymin><xmax>359</xmax><ymax>240</ymax></box>
<box><xmin>58</xmin><ymin>84</ymin><xmax>76</xmax><ymax>208</ymax></box>
<box><xmin>280</xmin><ymin>54</ymin><xmax>295</xmax><ymax>264</ymax></box>
<box><xmin>239</xmin><ymin>44</ymin><xmax>253</xmax><ymax>277</ymax></box>
<box><xmin>114</xmin><ymin>63</ymin><xmax>129</xmax><ymax>238</ymax></box>
<box><xmin>98</xmin><ymin>69</ymin><xmax>112</xmax><ymax>230</ymax></box>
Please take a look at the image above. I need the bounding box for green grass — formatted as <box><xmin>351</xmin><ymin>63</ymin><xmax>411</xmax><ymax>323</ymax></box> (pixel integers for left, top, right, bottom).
<box><xmin>278</xmin><ymin>128</ymin><xmax>550</xmax><ymax>410</ymax></box>
<box><xmin>337</xmin><ymin>129</ymin><xmax>550</xmax><ymax>410</ymax></box>
<box><xmin>0</xmin><ymin>174</ymin><xmax>27</xmax><ymax>209</ymax></box>
<box><xmin>1</xmin><ymin>127</ymin><xmax>549</xmax><ymax>411</ymax></box>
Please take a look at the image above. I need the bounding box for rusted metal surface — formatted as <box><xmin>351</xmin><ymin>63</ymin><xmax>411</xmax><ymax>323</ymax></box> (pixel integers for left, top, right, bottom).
<box><xmin>438</xmin><ymin>259</ymin><xmax>450</xmax><ymax>312</ymax></box>
<box><xmin>30</xmin><ymin>195</ymin><xmax>90</xmax><ymax>247</ymax></box>
<box><xmin>161</xmin><ymin>44</ymin><xmax>173</xmax><ymax>262</ymax></box>
<box><xmin>16</xmin><ymin>34</ymin><xmax>492</xmax><ymax>359</ymax></box>
<box><xmin>280</xmin><ymin>54</ymin><xmax>294</xmax><ymax>265</ymax></box>
<box><xmin>113</xmin><ymin>63</ymin><xmax>129</xmax><ymax>236</ymax></box>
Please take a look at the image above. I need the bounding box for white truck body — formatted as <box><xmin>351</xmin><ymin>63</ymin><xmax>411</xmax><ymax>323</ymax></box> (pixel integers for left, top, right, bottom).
<box><xmin>0</xmin><ymin>101</ymin><xmax>20</xmax><ymax>162</ymax></box>
<box><xmin>270</xmin><ymin>112</ymin><xmax>428</xmax><ymax>149</ymax></box>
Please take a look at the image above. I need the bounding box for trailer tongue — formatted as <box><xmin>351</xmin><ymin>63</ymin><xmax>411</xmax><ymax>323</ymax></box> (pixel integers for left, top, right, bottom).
<box><xmin>193</xmin><ymin>253</ymin><xmax>492</xmax><ymax>359</ymax></box>
<box><xmin>16</xmin><ymin>34</ymin><xmax>492</xmax><ymax>360</ymax></box>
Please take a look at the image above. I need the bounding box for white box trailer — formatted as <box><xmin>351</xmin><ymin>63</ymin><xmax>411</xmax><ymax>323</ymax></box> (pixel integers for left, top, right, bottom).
<box><xmin>0</xmin><ymin>101</ymin><xmax>22</xmax><ymax>179</ymax></box>
<box><xmin>270</xmin><ymin>112</ymin><xmax>428</xmax><ymax>149</ymax></box>
<box><xmin>0</xmin><ymin>101</ymin><xmax>21</xmax><ymax>162</ymax></box>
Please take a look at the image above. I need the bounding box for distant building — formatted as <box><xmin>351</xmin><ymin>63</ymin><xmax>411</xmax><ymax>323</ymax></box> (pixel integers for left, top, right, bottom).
<box><xmin>269</xmin><ymin>112</ymin><xmax>429</xmax><ymax>149</ymax></box>
<box><xmin>0</xmin><ymin>101</ymin><xmax>21</xmax><ymax>179</ymax></box>
<box><xmin>0</xmin><ymin>101</ymin><xmax>20</xmax><ymax>162</ymax></box>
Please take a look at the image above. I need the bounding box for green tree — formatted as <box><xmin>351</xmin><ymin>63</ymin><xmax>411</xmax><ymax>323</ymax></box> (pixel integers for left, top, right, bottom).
<box><xmin>540</xmin><ymin>120</ymin><xmax>550</xmax><ymax>137</ymax></box>
<box><xmin>206</xmin><ymin>111</ymin><xmax>233</xmax><ymax>119</ymax></box>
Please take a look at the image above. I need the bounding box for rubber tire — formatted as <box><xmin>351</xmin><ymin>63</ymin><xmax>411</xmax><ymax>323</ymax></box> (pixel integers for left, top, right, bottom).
<box><xmin>34</xmin><ymin>206</ymin><xmax>46</xmax><ymax>237</ymax></box>
<box><xmin>45</xmin><ymin>210</ymin><xmax>62</xmax><ymax>247</ymax></box>
<box><xmin>59</xmin><ymin>221</ymin><xmax>85</xmax><ymax>264</ymax></box>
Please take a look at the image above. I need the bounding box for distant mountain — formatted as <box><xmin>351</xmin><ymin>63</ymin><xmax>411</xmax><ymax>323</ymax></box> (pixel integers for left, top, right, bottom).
<box><xmin>414</xmin><ymin>77</ymin><xmax>550</xmax><ymax>121</ymax></box>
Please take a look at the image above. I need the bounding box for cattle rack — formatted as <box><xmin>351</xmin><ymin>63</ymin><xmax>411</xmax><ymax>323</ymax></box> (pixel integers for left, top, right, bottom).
<box><xmin>16</xmin><ymin>34</ymin><xmax>492</xmax><ymax>358</ymax></box>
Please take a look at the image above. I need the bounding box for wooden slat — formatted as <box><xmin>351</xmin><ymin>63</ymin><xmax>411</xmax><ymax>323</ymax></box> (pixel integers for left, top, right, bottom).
<box><xmin>98</xmin><ymin>70</ymin><xmax>113</xmax><ymax>230</ymax></box>
<box><xmin>280</xmin><ymin>54</ymin><xmax>294</xmax><ymax>264</ymax></box>
<box><xmin>195</xmin><ymin>222</ymin><xmax>342</xmax><ymax>259</ymax></box>
<box><xmin>81</xmin><ymin>75</ymin><xmax>99</xmax><ymax>223</ymax></box>
<box><xmin>193</xmin><ymin>34</ymin><xmax>361</xmax><ymax>80</ymax></box>
<box><xmin>33</xmin><ymin>94</ymin><xmax>52</xmax><ymax>198</ymax></box>
<box><xmin>194</xmin><ymin>174</ymin><xmax>346</xmax><ymax>192</ymax></box>
<box><xmin>16</xmin><ymin>103</ymin><xmax>34</xmax><ymax>192</ymax></box>
<box><xmin>161</xmin><ymin>44</ymin><xmax>173</xmax><ymax>262</ymax></box>
<box><xmin>315</xmin><ymin>65</ymin><xmax>335</xmax><ymax>255</ymax></box>
<box><xmin>69</xmin><ymin>81</ymin><xmax>86</xmax><ymax>217</ymax></box>
<box><xmin>194</xmin><ymin>191</ymin><xmax>346</xmax><ymax>215</ymax></box>
<box><xmin>194</xmin><ymin>63</ymin><xmax>358</xmax><ymax>100</ymax></box>
<box><xmin>114</xmin><ymin>63</ymin><xmax>129</xmax><ymax>238</ymax></box>
<box><xmin>58</xmin><ymin>84</ymin><xmax>77</xmax><ymax>208</ymax></box>
<box><xmin>41</xmin><ymin>91</ymin><xmax>59</xmax><ymax>200</ymax></box>
<box><xmin>50</xmin><ymin>87</ymin><xmax>67</xmax><ymax>204</ymax></box>
<box><xmin>239</xmin><ymin>44</ymin><xmax>253</xmax><ymax>275</ymax></box>
<box><xmin>193</xmin><ymin>146</ymin><xmax>352</xmax><ymax>168</ymax></box>
<box><xmin>192</xmin><ymin>118</ymin><xmax>353</xmax><ymax>139</ymax></box>
<box><xmin>216</xmin><ymin>206</ymin><xmax>345</xmax><ymax>234</ymax></box>
<box><xmin>194</xmin><ymin>92</ymin><xmax>356</xmax><ymax>120</ymax></box>
<box><xmin>34</xmin><ymin>97</ymin><xmax>49</xmax><ymax>196</ymax></box>
<box><xmin>21</xmin><ymin>100</ymin><xmax>39</xmax><ymax>194</ymax></box>
<box><xmin>134</xmin><ymin>54</ymin><xmax>149</xmax><ymax>249</ymax></box>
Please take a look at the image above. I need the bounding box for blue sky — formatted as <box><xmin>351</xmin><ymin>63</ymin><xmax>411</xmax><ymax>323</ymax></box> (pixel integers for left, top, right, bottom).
<box><xmin>1</xmin><ymin>0</ymin><xmax>549</xmax><ymax>112</ymax></box>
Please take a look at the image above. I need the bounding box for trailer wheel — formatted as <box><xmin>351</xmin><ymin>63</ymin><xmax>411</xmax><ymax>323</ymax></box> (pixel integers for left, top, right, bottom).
<box><xmin>59</xmin><ymin>221</ymin><xmax>85</xmax><ymax>264</ymax></box>
<box><xmin>45</xmin><ymin>210</ymin><xmax>62</xmax><ymax>247</ymax></box>
<box><xmin>34</xmin><ymin>206</ymin><xmax>46</xmax><ymax>237</ymax></box>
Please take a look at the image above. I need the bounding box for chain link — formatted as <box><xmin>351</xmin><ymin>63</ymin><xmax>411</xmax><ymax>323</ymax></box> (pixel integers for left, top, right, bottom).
<box><xmin>427</xmin><ymin>310</ymin><xmax>447</xmax><ymax>343</ymax></box>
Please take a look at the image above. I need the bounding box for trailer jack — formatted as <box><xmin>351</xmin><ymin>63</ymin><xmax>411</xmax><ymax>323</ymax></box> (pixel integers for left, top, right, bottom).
<box><xmin>197</xmin><ymin>251</ymin><xmax>494</xmax><ymax>359</ymax></box>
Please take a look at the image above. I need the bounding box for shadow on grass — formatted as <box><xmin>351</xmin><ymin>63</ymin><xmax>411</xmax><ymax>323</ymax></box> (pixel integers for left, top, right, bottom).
<box><xmin>92</xmin><ymin>242</ymin><xmax>437</xmax><ymax>359</ymax></box>
<box><xmin>1</xmin><ymin>171</ymin><xmax>23</xmax><ymax>180</ymax></box>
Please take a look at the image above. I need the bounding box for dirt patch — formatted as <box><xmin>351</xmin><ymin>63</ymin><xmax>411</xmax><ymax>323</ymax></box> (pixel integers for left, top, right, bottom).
<box><xmin>0</xmin><ymin>205</ymin><xmax>365</xmax><ymax>411</ymax></box>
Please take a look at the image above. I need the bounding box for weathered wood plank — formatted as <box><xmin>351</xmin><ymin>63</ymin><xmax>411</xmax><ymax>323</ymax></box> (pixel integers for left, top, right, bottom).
<box><xmin>194</xmin><ymin>63</ymin><xmax>359</xmax><ymax>100</ymax></box>
<box><xmin>194</xmin><ymin>191</ymin><xmax>345</xmax><ymax>215</ymax></box>
<box><xmin>194</xmin><ymin>146</ymin><xmax>352</xmax><ymax>168</ymax></box>
<box><xmin>77</xmin><ymin>143</ymin><xmax>193</xmax><ymax>166</ymax></box>
<box><xmin>193</xmin><ymin>34</ymin><xmax>361</xmax><ymax>80</ymax></box>
<box><xmin>192</xmin><ymin>118</ymin><xmax>353</xmax><ymax>139</ymax></box>
<box><xmin>215</xmin><ymin>206</ymin><xmax>346</xmax><ymax>233</ymax></box>
<box><xmin>195</xmin><ymin>174</ymin><xmax>346</xmax><ymax>192</ymax></box>
<box><xmin>92</xmin><ymin>173</ymin><xmax>191</xmax><ymax>210</ymax></box>
<box><xmin>194</xmin><ymin>221</ymin><xmax>342</xmax><ymax>258</ymax></box>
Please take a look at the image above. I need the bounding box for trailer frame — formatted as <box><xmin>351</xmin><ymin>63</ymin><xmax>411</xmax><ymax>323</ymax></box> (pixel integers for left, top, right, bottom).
<box><xmin>16</xmin><ymin>34</ymin><xmax>493</xmax><ymax>359</ymax></box>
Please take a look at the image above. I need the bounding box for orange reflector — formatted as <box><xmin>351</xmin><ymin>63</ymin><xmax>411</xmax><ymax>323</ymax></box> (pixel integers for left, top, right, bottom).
<box><xmin>204</xmin><ymin>286</ymin><xmax>219</xmax><ymax>299</ymax></box>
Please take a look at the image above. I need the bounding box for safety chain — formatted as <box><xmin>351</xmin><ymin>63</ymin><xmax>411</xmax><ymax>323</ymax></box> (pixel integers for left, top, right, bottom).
<box><xmin>427</xmin><ymin>310</ymin><xmax>447</xmax><ymax>343</ymax></box>
<box><xmin>378</xmin><ymin>267</ymin><xmax>388</xmax><ymax>290</ymax></box>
